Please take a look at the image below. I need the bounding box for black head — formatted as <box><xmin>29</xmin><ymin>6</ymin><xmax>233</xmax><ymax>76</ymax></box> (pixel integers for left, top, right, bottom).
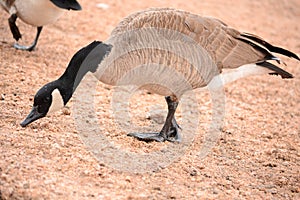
<box><xmin>20</xmin><ymin>81</ymin><xmax>62</xmax><ymax>127</ymax></box>
<box><xmin>50</xmin><ymin>0</ymin><xmax>82</xmax><ymax>10</ymax></box>
<box><xmin>20</xmin><ymin>40</ymin><xmax>111</xmax><ymax>127</ymax></box>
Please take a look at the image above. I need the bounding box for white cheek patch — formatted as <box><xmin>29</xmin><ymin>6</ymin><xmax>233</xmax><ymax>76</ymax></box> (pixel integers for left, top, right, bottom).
<box><xmin>48</xmin><ymin>89</ymin><xmax>65</xmax><ymax>114</ymax></box>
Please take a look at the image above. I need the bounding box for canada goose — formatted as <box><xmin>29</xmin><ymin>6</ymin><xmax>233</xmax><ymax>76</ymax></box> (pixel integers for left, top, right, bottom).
<box><xmin>0</xmin><ymin>0</ymin><xmax>81</xmax><ymax>51</ymax></box>
<box><xmin>20</xmin><ymin>8</ymin><xmax>299</xmax><ymax>142</ymax></box>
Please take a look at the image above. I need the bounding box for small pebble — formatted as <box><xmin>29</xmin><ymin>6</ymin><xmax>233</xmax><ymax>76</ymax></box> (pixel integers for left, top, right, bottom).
<box><xmin>96</xmin><ymin>3</ymin><xmax>110</xmax><ymax>10</ymax></box>
<box><xmin>62</xmin><ymin>108</ymin><xmax>71</xmax><ymax>115</ymax></box>
<box><xmin>153</xmin><ymin>187</ymin><xmax>161</xmax><ymax>191</ymax></box>
<box><xmin>268</xmin><ymin>188</ymin><xmax>277</xmax><ymax>194</ymax></box>
<box><xmin>125</xmin><ymin>176</ymin><xmax>131</xmax><ymax>182</ymax></box>
<box><xmin>23</xmin><ymin>183</ymin><xmax>30</xmax><ymax>189</ymax></box>
<box><xmin>190</xmin><ymin>169</ymin><xmax>197</xmax><ymax>176</ymax></box>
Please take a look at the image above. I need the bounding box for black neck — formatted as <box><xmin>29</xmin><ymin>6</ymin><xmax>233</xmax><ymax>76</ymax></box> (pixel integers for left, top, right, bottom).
<box><xmin>57</xmin><ymin>41</ymin><xmax>112</xmax><ymax>104</ymax></box>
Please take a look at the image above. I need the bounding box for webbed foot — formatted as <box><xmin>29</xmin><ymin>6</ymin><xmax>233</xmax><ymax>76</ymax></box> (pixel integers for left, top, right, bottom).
<box><xmin>128</xmin><ymin>116</ymin><xmax>182</xmax><ymax>142</ymax></box>
<box><xmin>127</xmin><ymin>132</ymin><xmax>166</xmax><ymax>142</ymax></box>
<box><xmin>12</xmin><ymin>26</ymin><xmax>43</xmax><ymax>51</ymax></box>
<box><xmin>128</xmin><ymin>96</ymin><xmax>181</xmax><ymax>143</ymax></box>
<box><xmin>13</xmin><ymin>43</ymin><xmax>36</xmax><ymax>51</ymax></box>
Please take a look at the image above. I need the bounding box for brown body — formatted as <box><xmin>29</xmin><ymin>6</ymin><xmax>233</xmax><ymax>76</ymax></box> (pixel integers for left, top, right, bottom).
<box><xmin>96</xmin><ymin>8</ymin><xmax>297</xmax><ymax>97</ymax></box>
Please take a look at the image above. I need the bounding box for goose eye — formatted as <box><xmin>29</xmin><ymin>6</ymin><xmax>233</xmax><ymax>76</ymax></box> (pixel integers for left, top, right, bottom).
<box><xmin>44</xmin><ymin>97</ymin><xmax>50</xmax><ymax>103</ymax></box>
<box><xmin>37</xmin><ymin>103</ymin><xmax>49</xmax><ymax>114</ymax></box>
<box><xmin>37</xmin><ymin>105</ymin><xmax>43</xmax><ymax>113</ymax></box>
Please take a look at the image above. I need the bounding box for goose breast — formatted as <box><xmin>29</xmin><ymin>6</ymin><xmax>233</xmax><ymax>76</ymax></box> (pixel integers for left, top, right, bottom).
<box><xmin>14</xmin><ymin>0</ymin><xmax>64</xmax><ymax>26</ymax></box>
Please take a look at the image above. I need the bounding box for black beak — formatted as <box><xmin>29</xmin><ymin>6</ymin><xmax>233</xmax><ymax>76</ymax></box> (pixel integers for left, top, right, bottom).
<box><xmin>20</xmin><ymin>106</ymin><xmax>45</xmax><ymax>127</ymax></box>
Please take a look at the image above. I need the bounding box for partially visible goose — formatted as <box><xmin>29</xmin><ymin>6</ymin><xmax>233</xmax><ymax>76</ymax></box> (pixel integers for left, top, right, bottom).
<box><xmin>0</xmin><ymin>0</ymin><xmax>81</xmax><ymax>51</ymax></box>
<box><xmin>20</xmin><ymin>8</ymin><xmax>299</xmax><ymax>142</ymax></box>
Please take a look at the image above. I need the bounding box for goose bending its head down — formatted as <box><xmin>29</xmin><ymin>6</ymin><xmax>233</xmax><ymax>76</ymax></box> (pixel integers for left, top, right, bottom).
<box><xmin>0</xmin><ymin>0</ymin><xmax>81</xmax><ymax>51</ymax></box>
<box><xmin>21</xmin><ymin>8</ymin><xmax>299</xmax><ymax>142</ymax></box>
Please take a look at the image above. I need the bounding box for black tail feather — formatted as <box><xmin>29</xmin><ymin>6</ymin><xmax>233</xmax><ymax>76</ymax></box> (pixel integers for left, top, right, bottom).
<box><xmin>257</xmin><ymin>61</ymin><xmax>293</xmax><ymax>79</ymax></box>
<box><xmin>241</xmin><ymin>33</ymin><xmax>300</xmax><ymax>61</ymax></box>
<box><xmin>237</xmin><ymin>36</ymin><xmax>276</xmax><ymax>61</ymax></box>
<box><xmin>50</xmin><ymin>0</ymin><xmax>82</xmax><ymax>10</ymax></box>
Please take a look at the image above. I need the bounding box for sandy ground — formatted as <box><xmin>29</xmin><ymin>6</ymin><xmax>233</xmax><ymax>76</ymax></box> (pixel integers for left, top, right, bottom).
<box><xmin>0</xmin><ymin>0</ymin><xmax>300</xmax><ymax>199</ymax></box>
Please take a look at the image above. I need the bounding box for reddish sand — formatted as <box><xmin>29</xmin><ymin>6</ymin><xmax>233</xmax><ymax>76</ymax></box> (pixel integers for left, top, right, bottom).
<box><xmin>0</xmin><ymin>0</ymin><xmax>299</xmax><ymax>199</ymax></box>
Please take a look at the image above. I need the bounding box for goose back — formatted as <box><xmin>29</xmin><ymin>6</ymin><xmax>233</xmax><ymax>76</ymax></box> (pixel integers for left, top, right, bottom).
<box><xmin>110</xmin><ymin>8</ymin><xmax>266</xmax><ymax>69</ymax></box>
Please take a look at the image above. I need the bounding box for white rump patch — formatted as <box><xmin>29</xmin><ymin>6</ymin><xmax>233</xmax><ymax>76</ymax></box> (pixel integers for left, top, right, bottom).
<box><xmin>48</xmin><ymin>89</ymin><xmax>64</xmax><ymax>113</ymax></box>
<box><xmin>208</xmin><ymin>64</ymin><xmax>272</xmax><ymax>89</ymax></box>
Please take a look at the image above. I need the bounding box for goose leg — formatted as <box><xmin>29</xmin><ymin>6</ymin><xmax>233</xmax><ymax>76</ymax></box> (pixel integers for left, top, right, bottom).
<box><xmin>13</xmin><ymin>26</ymin><xmax>43</xmax><ymax>51</ymax></box>
<box><xmin>168</xmin><ymin>116</ymin><xmax>182</xmax><ymax>142</ymax></box>
<box><xmin>8</xmin><ymin>14</ymin><xmax>22</xmax><ymax>41</ymax></box>
<box><xmin>128</xmin><ymin>96</ymin><xmax>182</xmax><ymax>142</ymax></box>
